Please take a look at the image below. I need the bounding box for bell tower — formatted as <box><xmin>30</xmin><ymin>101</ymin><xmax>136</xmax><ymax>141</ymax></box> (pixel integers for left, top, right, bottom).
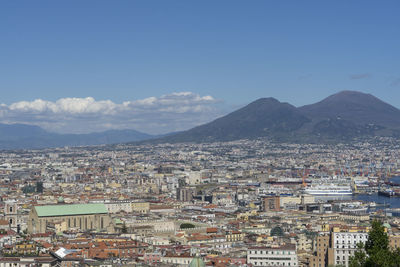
<box><xmin>4</xmin><ymin>201</ymin><xmax>18</xmax><ymax>231</ymax></box>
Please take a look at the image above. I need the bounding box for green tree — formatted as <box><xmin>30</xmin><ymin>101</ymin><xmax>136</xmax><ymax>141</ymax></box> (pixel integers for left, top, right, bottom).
<box><xmin>36</xmin><ymin>181</ymin><xmax>44</xmax><ymax>193</ymax></box>
<box><xmin>180</xmin><ymin>223</ymin><xmax>195</xmax><ymax>229</ymax></box>
<box><xmin>349</xmin><ymin>220</ymin><xmax>400</xmax><ymax>267</ymax></box>
<box><xmin>349</xmin><ymin>243</ymin><xmax>367</xmax><ymax>267</ymax></box>
<box><xmin>270</xmin><ymin>226</ymin><xmax>284</xmax><ymax>237</ymax></box>
<box><xmin>121</xmin><ymin>223</ymin><xmax>128</xmax><ymax>233</ymax></box>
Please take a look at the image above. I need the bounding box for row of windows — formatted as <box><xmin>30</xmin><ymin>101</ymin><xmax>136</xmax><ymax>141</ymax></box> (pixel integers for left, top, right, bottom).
<box><xmin>249</xmin><ymin>250</ymin><xmax>294</xmax><ymax>255</ymax></box>
<box><xmin>42</xmin><ymin>216</ymin><xmax>104</xmax><ymax>230</ymax></box>
<box><xmin>336</xmin><ymin>250</ymin><xmax>355</xmax><ymax>255</ymax></box>
<box><xmin>163</xmin><ymin>259</ymin><xmax>191</xmax><ymax>264</ymax></box>
<box><xmin>249</xmin><ymin>257</ymin><xmax>293</xmax><ymax>260</ymax></box>
<box><xmin>77</xmin><ymin>217</ymin><xmax>103</xmax><ymax>229</ymax></box>
<box><xmin>336</xmin><ymin>240</ymin><xmax>364</xmax><ymax>246</ymax></box>
<box><xmin>251</xmin><ymin>261</ymin><xmax>296</xmax><ymax>266</ymax></box>
<box><xmin>335</xmin><ymin>237</ymin><xmax>368</xmax><ymax>239</ymax></box>
<box><xmin>336</xmin><ymin>245</ymin><xmax>359</xmax><ymax>249</ymax></box>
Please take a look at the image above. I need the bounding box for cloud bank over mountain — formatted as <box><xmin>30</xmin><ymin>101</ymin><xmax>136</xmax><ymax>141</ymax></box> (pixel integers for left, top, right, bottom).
<box><xmin>0</xmin><ymin>92</ymin><xmax>222</xmax><ymax>134</ymax></box>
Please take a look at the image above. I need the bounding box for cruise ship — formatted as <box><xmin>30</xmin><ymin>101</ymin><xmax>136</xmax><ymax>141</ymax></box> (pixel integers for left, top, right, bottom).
<box><xmin>304</xmin><ymin>185</ymin><xmax>353</xmax><ymax>195</ymax></box>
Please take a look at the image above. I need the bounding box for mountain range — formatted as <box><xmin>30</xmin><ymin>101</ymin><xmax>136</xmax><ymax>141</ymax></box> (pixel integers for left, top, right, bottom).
<box><xmin>152</xmin><ymin>91</ymin><xmax>400</xmax><ymax>143</ymax></box>
<box><xmin>0</xmin><ymin>125</ymin><xmax>153</xmax><ymax>150</ymax></box>
<box><xmin>1</xmin><ymin>90</ymin><xmax>399</xmax><ymax>149</ymax></box>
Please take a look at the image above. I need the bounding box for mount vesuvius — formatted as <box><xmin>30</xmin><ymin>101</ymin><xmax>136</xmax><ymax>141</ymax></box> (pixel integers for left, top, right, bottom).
<box><xmin>151</xmin><ymin>91</ymin><xmax>400</xmax><ymax>143</ymax></box>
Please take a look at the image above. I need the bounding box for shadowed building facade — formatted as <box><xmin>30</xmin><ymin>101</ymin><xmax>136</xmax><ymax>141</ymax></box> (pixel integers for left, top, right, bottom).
<box><xmin>263</xmin><ymin>195</ymin><xmax>280</xmax><ymax>212</ymax></box>
<box><xmin>28</xmin><ymin>203</ymin><xmax>113</xmax><ymax>234</ymax></box>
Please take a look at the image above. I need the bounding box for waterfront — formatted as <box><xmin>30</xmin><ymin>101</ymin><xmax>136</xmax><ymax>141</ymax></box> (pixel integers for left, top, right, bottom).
<box><xmin>353</xmin><ymin>194</ymin><xmax>400</xmax><ymax>209</ymax></box>
<box><xmin>350</xmin><ymin>176</ymin><xmax>400</xmax><ymax>209</ymax></box>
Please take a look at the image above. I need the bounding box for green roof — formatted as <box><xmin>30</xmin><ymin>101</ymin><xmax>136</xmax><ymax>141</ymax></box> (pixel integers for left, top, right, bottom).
<box><xmin>35</xmin><ymin>203</ymin><xmax>108</xmax><ymax>217</ymax></box>
<box><xmin>189</xmin><ymin>257</ymin><xmax>205</xmax><ymax>267</ymax></box>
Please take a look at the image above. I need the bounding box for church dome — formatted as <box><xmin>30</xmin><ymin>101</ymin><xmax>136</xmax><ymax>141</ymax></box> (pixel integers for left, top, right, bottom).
<box><xmin>58</xmin><ymin>196</ymin><xmax>65</xmax><ymax>203</ymax></box>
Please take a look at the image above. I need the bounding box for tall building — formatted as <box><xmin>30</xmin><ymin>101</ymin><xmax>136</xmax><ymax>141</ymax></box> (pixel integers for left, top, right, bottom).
<box><xmin>389</xmin><ymin>234</ymin><xmax>400</xmax><ymax>250</ymax></box>
<box><xmin>309</xmin><ymin>226</ymin><xmax>369</xmax><ymax>267</ymax></box>
<box><xmin>177</xmin><ymin>187</ymin><xmax>196</xmax><ymax>202</ymax></box>
<box><xmin>4</xmin><ymin>200</ymin><xmax>18</xmax><ymax>231</ymax></box>
<box><xmin>263</xmin><ymin>196</ymin><xmax>280</xmax><ymax>212</ymax></box>
<box><xmin>321</xmin><ymin>226</ymin><xmax>369</xmax><ymax>267</ymax></box>
<box><xmin>309</xmin><ymin>234</ymin><xmax>331</xmax><ymax>267</ymax></box>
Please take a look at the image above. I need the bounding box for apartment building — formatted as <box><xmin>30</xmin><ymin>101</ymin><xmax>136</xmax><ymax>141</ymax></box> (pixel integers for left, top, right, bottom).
<box><xmin>247</xmin><ymin>244</ymin><xmax>298</xmax><ymax>266</ymax></box>
<box><xmin>329</xmin><ymin>228</ymin><xmax>368</xmax><ymax>267</ymax></box>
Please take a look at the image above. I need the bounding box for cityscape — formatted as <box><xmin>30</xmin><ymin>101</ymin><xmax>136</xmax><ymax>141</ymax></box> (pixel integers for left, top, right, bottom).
<box><xmin>1</xmin><ymin>1</ymin><xmax>400</xmax><ymax>267</ymax></box>
<box><xmin>0</xmin><ymin>138</ymin><xmax>400</xmax><ymax>266</ymax></box>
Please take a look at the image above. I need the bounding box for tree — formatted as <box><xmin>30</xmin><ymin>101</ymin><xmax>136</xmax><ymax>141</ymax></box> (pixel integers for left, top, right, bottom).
<box><xmin>121</xmin><ymin>223</ymin><xmax>128</xmax><ymax>233</ymax></box>
<box><xmin>180</xmin><ymin>223</ymin><xmax>195</xmax><ymax>229</ymax></box>
<box><xmin>349</xmin><ymin>243</ymin><xmax>367</xmax><ymax>267</ymax></box>
<box><xmin>36</xmin><ymin>182</ymin><xmax>43</xmax><ymax>193</ymax></box>
<box><xmin>270</xmin><ymin>226</ymin><xmax>284</xmax><ymax>237</ymax></box>
<box><xmin>349</xmin><ymin>220</ymin><xmax>400</xmax><ymax>267</ymax></box>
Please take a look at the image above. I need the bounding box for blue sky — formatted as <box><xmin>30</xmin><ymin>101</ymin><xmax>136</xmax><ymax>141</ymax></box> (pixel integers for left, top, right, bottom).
<box><xmin>0</xmin><ymin>1</ymin><xmax>399</xmax><ymax>133</ymax></box>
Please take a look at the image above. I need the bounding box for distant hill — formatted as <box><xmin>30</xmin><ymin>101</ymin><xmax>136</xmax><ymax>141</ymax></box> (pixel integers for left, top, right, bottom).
<box><xmin>299</xmin><ymin>91</ymin><xmax>400</xmax><ymax>127</ymax></box>
<box><xmin>154</xmin><ymin>97</ymin><xmax>310</xmax><ymax>143</ymax></box>
<box><xmin>152</xmin><ymin>91</ymin><xmax>400</xmax><ymax>143</ymax></box>
<box><xmin>0</xmin><ymin>124</ymin><xmax>153</xmax><ymax>149</ymax></box>
<box><xmin>297</xmin><ymin>91</ymin><xmax>400</xmax><ymax>141</ymax></box>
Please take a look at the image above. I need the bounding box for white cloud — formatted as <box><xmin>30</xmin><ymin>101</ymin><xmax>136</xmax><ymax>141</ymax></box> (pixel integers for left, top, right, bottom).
<box><xmin>0</xmin><ymin>92</ymin><xmax>223</xmax><ymax>134</ymax></box>
<box><xmin>9</xmin><ymin>97</ymin><xmax>119</xmax><ymax>115</ymax></box>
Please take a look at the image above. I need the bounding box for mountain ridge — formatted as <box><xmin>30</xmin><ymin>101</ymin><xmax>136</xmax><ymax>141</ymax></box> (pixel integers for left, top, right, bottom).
<box><xmin>159</xmin><ymin>97</ymin><xmax>310</xmax><ymax>143</ymax></box>
<box><xmin>299</xmin><ymin>90</ymin><xmax>400</xmax><ymax>128</ymax></box>
<box><xmin>149</xmin><ymin>90</ymin><xmax>400</xmax><ymax>144</ymax></box>
<box><xmin>1</xmin><ymin>90</ymin><xmax>400</xmax><ymax>149</ymax></box>
<box><xmin>0</xmin><ymin>124</ymin><xmax>154</xmax><ymax>149</ymax></box>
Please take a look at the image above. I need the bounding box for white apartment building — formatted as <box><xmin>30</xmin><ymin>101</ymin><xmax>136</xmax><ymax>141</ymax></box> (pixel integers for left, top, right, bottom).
<box><xmin>332</xmin><ymin>231</ymin><xmax>368</xmax><ymax>267</ymax></box>
<box><xmin>247</xmin><ymin>244</ymin><xmax>298</xmax><ymax>266</ymax></box>
<box><xmin>104</xmin><ymin>201</ymin><xmax>133</xmax><ymax>213</ymax></box>
<box><xmin>160</xmin><ymin>255</ymin><xmax>193</xmax><ymax>266</ymax></box>
<box><xmin>89</xmin><ymin>199</ymin><xmax>133</xmax><ymax>213</ymax></box>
